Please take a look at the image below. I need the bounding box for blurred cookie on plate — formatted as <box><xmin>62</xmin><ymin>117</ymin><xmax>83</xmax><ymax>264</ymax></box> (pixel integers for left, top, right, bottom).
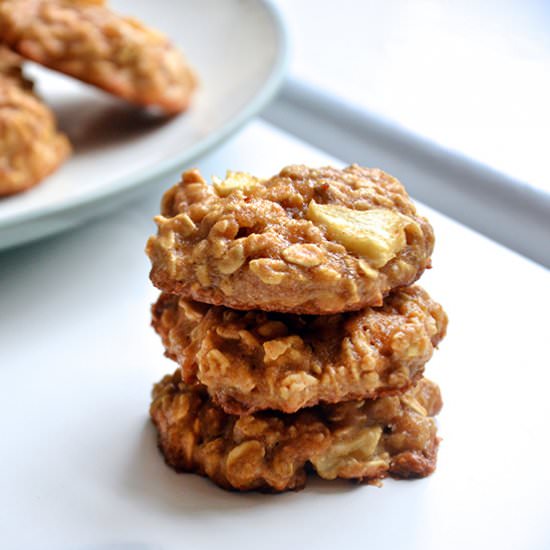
<box><xmin>0</xmin><ymin>0</ymin><xmax>197</xmax><ymax>114</ymax></box>
<box><xmin>0</xmin><ymin>47</ymin><xmax>70</xmax><ymax>196</ymax></box>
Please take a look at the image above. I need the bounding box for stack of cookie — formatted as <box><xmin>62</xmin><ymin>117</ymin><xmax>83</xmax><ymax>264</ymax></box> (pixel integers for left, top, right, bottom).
<box><xmin>147</xmin><ymin>164</ymin><xmax>448</xmax><ymax>492</ymax></box>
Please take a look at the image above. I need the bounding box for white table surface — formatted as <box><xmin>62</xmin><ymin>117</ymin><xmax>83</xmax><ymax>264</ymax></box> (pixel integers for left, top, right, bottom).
<box><xmin>1</xmin><ymin>121</ymin><xmax>549</xmax><ymax>549</ymax></box>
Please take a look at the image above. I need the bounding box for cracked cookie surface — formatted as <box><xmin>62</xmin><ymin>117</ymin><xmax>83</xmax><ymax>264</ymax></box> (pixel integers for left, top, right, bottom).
<box><xmin>0</xmin><ymin>0</ymin><xmax>196</xmax><ymax>113</ymax></box>
<box><xmin>147</xmin><ymin>165</ymin><xmax>434</xmax><ymax>314</ymax></box>
<box><xmin>0</xmin><ymin>47</ymin><xmax>70</xmax><ymax>196</ymax></box>
<box><xmin>150</xmin><ymin>369</ymin><xmax>442</xmax><ymax>492</ymax></box>
<box><xmin>152</xmin><ymin>286</ymin><xmax>447</xmax><ymax>414</ymax></box>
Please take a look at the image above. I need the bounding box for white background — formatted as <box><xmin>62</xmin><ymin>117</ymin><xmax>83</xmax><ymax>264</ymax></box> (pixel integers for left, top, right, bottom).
<box><xmin>275</xmin><ymin>0</ymin><xmax>550</xmax><ymax>192</ymax></box>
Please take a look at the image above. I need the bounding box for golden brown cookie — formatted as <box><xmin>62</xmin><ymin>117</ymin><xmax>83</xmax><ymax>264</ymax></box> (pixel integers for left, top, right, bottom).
<box><xmin>0</xmin><ymin>47</ymin><xmax>70</xmax><ymax>196</ymax></box>
<box><xmin>0</xmin><ymin>46</ymin><xmax>31</xmax><ymax>90</ymax></box>
<box><xmin>150</xmin><ymin>369</ymin><xmax>442</xmax><ymax>492</ymax></box>
<box><xmin>0</xmin><ymin>0</ymin><xmax>196</xmax><ymax>114</ymax></box>
<box><xmin>147</xmin><ymin>165</ymin><xmax>434</xmax><ymax>314</ymax></box>
<box><xmin>152</xmin><ymin>286</ymin><xmax>447</xmax><ymax>414</ymax></box>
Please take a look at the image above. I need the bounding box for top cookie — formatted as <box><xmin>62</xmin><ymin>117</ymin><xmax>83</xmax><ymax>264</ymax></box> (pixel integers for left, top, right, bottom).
<box><xmin>147</xmin><ymin>165</ymin><xmax>434</xmax><ymax>314</ymax></box>
<box><xmin>0</xmin><ymin>0</ymin><xmax>196</xmax><ymax>114</ymax></box>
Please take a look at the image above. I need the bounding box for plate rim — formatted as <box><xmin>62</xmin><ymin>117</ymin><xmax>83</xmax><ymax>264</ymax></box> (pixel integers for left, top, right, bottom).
<box><xmin>0</xmin><ymin>0</ymin><xmax>288</xmax><ymax>242</ymax></box>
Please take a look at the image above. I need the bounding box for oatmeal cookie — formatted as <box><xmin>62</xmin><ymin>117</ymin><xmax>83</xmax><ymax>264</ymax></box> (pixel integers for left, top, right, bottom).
<box><xmin>150</xmin><ymin>369</ymin><xmax>442</xmax><ymax>492</ymax></box>
<box><xmin>0</xmin><ymin>48</ymin><xmax>70</xmax><ymax>196</ymax></box>
<box><xmin>152</xmin><ymin>286</ymin><xmax>447</xmax><ymax>414</ymax></box>
<box><xmin>0</xmin><ymin>0</ymin><xmax>196</xmax><ymax>114</ymax></box>
<box><xmin>0</xmin><ymin>46</ymin><xmax>31</xmax><ymax>90</ymax></box>
<box><xmin>146</xmin><ymin>165</ymin><xmax>434</xmax><ymax>314</ymax></box>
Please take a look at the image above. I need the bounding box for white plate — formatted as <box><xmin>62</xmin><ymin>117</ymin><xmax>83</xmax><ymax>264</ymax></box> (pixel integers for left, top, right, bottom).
<box><xmin>0</xmin><ymin>0</ymin><xmax>287</xmax><ymax>250</ymax></box>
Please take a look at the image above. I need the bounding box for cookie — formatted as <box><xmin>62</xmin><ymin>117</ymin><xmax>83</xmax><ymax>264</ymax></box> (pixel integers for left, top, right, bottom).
<box><xmin>0</xmin><ymin>0</ymin><xmax>196</xmax><ymax>114</ymax></box>
<box><xmin>0</xmin><ymin>46</ymin><xmax>32</xmax><ymax>90</ymax></box>
<box><xmin>147</xmin><ymin>165</ymin><xmax>434</xmax><ymax>314</ymax></box>
<box><xmin>150</xmin><ymin>369</ymin><xmax>442</xmax><ymax>492</ymax></box>
<box><xmin>152</xmin><ymin>286</ymin><xmax>447</xmax><ymax>414</ymax></box>
<box><xmin>0</xmin><ymin>47</ymin><xmax>70</xmax><ymax>196</ymax></box>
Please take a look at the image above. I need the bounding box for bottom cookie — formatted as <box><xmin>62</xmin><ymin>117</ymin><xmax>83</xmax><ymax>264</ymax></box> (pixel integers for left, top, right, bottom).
<box><xmin>150</xmin><ymin>369</ymin><xmax>442</xmax><ymax>492</ymax></box>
